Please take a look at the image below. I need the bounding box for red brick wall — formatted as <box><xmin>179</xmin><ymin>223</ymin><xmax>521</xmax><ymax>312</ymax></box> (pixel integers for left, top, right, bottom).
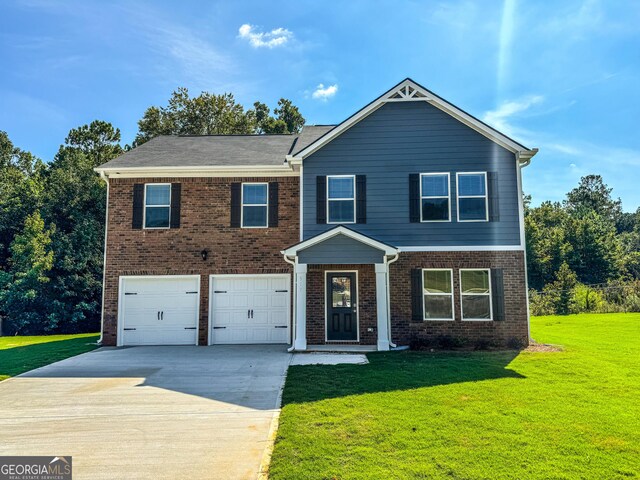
<box><xmin>306</xmin><ymin>264</ymin><xmax>377</xmax><ymax>345</ymax></box>
<box><xmin>102</xmin><ymin>176</ymin><xmax>299</xmax><ymax>346</ymax></box>
<box><xmin>389</xmin><ymin>251</ymin><xmax>529</xmax><ymax>347</ymax></box>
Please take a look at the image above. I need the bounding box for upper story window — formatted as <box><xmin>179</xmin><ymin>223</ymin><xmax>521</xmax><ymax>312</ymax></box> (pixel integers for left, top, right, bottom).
<box><xmin>420</xmin><ymin>173</ymin><xmax>450</xmax><ymax>222</ymax></box>
<box><xmin>460</xmin><ymin>269</ymin><xmax>492</xmax><ymax>320</ymax></box>
<box><xmin>457</xmin><ymin>172</ymin><xmax>488</xmax><ymax>222</ymax></box>
<box><xmin>327</xmin><ymin>175</ymin><xmax>355</xmax><ymax>224</ymax></box>
<box><xmin>423</xmin><ymin>269</ymin><xmax>454</xmax><ymax>320</ymax></box>
<box><xmin>242</xmin><ymin>183</ymin><xmax>268</xmax><ymax>228</ymax></box>
<box><xmin>144</xmin><ymin>184</ymin><xmax>171</xmax><ymax>229</ymax></box>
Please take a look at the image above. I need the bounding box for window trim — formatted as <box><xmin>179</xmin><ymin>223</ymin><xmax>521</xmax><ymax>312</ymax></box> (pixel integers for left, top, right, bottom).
<box><xmin>459</xmin><ymin>268</ymin><xmax>493</xmax><ymax>321</ymax></box>
<box><xmin>456</xmin><ymin>172</ymin><xmax>489</xmax><ymax>222</ymax></box>
<box><xmin>326</xmin><ymin>175</ymin><xmax>356</xmax><ymax>224</ymax></box>
<box><xmin>143</xmin><ymin>183</ymin><xmax>171</xmax><ymax>230</ymax></box>
<box><xmin>241</xmin><ymin>182</ymin><xmax>269</xmax><ymax>229</ymax></box>
<box><xmin>420</xmin><ymin>172</ymin><xmax>451</xmax><ymax>223</ymax></box>
<box><xmin>422</xmin><ymin>268</ymin><xmax>455</xmax><ymax>321</ymax></box>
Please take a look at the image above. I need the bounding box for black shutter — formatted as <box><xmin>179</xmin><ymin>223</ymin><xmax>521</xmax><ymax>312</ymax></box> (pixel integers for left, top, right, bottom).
<box><xmin>491</xmin><ymin>268</ymin><xmax>505</xmax><ymax>321</ymax></box>
<box><xmin>488</xmin><ymin>172</ymin><xmax>500</xmax><ymax>222</ymax></box>
<box><xmin>356</xmin><ymin>175</ymin><xmax>366</xmax><ymax>224</ymax></box>
<box><xmin>316</xmin><ymin>175</ymin><xmax>326</xmax><ymax>224</ymax></box>
<box><xmin>411</xmin><ymin>268</ymin><xmax>424</xmax><ymax>321</ymax></box>
<box><xmin>132</xmin><ymin>183</ymin><xmax>144</xmax><ymax>229</ymax></box>
<box><xmin>230</xmin><ymin>183</ymin><xmax>241</xmax><ymax>228</ymax></box>
<box><xmin>170</xmin><ymin>183</ymin><xmax>181</xmax><ymax>228</ymax></box>
<box><xmin>268</xmin><ymin>182</ymin><xmax>279</xmax><ymax>227</ymax></box>
<box><xmin>409</xmin><ymin>174</ymin><xmax>420</xmax><ymax>223</ymax></box>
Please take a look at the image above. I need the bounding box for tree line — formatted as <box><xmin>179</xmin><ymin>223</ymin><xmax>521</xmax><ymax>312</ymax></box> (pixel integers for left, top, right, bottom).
<box><xmin>526</xmin><ymin>175</ymin><xmax>640</xmax><ymax>315</ymax></box>
<box><xmin>0</xmin><ymin>89</ymin><xmax>305</xmax><ymax>335</ymax></box>
<box><xmin>1</xmin><ymin>87</ymin><xmax>637</xmax><ymax>334</ymax></box>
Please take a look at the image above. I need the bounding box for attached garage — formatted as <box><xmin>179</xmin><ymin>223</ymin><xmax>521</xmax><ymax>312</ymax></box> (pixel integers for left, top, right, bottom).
<box><xmin>209</xmin><ymin>274</ymin><xmax>290</xmax><ymax>344</ymax></box>
<box><xmin>118</xmin><ymin>276</ymin><xmax>200</xmax><ymax>346</ymax></box>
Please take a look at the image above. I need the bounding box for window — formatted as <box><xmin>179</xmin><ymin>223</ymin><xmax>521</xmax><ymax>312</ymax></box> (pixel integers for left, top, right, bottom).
<box><xmin>241</xmin><ymin>183</ymin><xmax>268</xmax><ymax>228</ymax></box>
<box><xmin>460</xmin><ymin>269</ymin><xmax>492</xmax><ymax>320</ymax></box>
<box><xmin>327</xmin><ymin>175</ymin><xmax>355</xmax><ymax>223</ymax></box>
<box><xmin>457</xmin><ymin>172</ymin><xmax>488</xmax><ymax>221</ymax></box>
<box><xmin>420</xmin><ymin>173</ymin><xmax>450</xmax><ymax>221</ymax></box>
<box><xmin>144</xmin><ymin>184</ymin><xmax>171</xmax><ymax>228</ymax></box>
<box><xmin>422</xmin><ymin>269</ymin><xmax>454</xmax><ymax>320</ymax></box>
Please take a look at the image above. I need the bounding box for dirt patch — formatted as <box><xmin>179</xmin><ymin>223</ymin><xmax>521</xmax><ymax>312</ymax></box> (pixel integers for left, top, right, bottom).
<box><xmin>525</xmin><ymin>342</ymin><xmax>563</xmax><ymax>353</ymax></box>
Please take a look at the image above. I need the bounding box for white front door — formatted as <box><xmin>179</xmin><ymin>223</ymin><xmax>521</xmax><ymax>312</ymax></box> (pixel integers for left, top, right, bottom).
<box><xmin>119</xmin><ymin>276</ymin><xmax>199</xmax><ymax>346</ymax></box>
<box><xmin>210</xmin><ymin>275</ymin><xmax>290</xmax><ymax>344</ymax></box>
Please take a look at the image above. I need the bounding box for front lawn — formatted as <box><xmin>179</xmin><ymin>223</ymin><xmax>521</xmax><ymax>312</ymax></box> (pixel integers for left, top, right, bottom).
<box><xmin>0</xmin><ymin>333</ymin><xmax>99</xmax><ymax>381</ymax></box>
<box><xmin>270</xmin><ymin>314</ymin><xmax>640</xmax><ymax>479</ymax></box>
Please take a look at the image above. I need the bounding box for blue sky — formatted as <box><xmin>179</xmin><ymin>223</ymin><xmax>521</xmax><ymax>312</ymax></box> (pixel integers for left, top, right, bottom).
<box><xmin>1</xmin><ymin>0</ymin><xmax>639</xmax><ymax>209</ymax></box>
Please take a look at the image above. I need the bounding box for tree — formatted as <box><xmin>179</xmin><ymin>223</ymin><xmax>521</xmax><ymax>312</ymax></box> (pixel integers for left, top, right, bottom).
<box><xmin>544</xmin><ymin>262</ymin><xmax>578</xmax><ymax>315</ymax></box>
<box><xmin>525</xmin><ymin>201</ymin><xmax>572</xmax><ymax>290</ymax></box>
<box><xmin>134</xmin><ymin>88</ymin><xmax>257</xmax><ymax>145</ymax></box>
<box><xmin>0</xmin><ymin>212</ymin><xmax>55</xmax><ymax>334</ymax></box>
<box><xmin>564</xmin><ymin>175</ymin><xmax>622</xmax><ymax>225</ymax></box>
<box><xmin>0</xmin><ymin>132</ymin><xmax>45</xmax><ymax>268</ymax></box>
<box><xmin>134</xmin><ymin>88</ymin><xmax>305</xmax><ymax>145</ymax></box>
<box><xmin>62</xmin><ymin>120</ymin><xmax>124</xmax><ymax>167</ymax></box>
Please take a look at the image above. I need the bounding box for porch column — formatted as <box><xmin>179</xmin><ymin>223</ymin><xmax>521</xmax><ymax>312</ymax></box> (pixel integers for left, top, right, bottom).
<box><xmin>294</xmin><ymin>263</ymin><xmax>307</xmax><ymax>351</ymax></box>
<box><xmin>375</xmin><ymin>263</ymin><xmax>390</xmax><ymax>351</ymax></box>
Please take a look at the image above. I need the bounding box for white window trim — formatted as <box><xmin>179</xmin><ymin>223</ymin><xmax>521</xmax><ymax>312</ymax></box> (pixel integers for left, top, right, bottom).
<box><xmin>422</xmin><ymin>268</ymin><xmax>454</xmax><ymax>321</ymax></box>
<box><xmin>143</xmin><ymin>183</ymin><xmax>171</xmax><ymax>230</ymax></box>
<box><xmin>456</xmin><ymin>172</ymin><xmax>489</xmax><ymax>222</ymax></box>
<box><xmin>459</xmin><ymin>268</ymin><xmax>493</xmax><ymax>321</ymax></box>
<box><xmin>241</xmin><ymin>182</ymin><xmax>269</xmax><ymax>229</ymax></box>
<box><xmin>326</xmin><ymin>175</ymin><xmax>356</xmax><ymax>224</ymax></box>
<box><xmin>420</xmin><ymin>172</ymin><xmax>451</xmax><ymax>223</ymax></box>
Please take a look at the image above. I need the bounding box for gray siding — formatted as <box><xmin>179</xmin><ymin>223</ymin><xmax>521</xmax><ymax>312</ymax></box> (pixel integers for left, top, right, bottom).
<box><xmin>298</xmin><ymin>234</ymin><xmax>385</xmax><ymax>264</ymax></box>
<box><xmin>302</xmin><ymin>101</ymin><xmax>521</xmax><ymax>246</ymax></box>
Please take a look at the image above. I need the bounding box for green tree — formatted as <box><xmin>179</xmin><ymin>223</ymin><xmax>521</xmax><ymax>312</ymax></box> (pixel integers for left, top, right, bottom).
<box><xmin>273</xmin><ymin>98</ymin><xmax>305</xmax><ymax>134</ymax></box>
<box><xmin>0</xmin><ymin>211</ymin><xmax>55</xmax><ymax>334</ymax></box>
<box><xmin>564</xmin><ymin>175</ymin><xmax>622</xmax><ymax>225</ymax></box>
<box><xmin>134</xmin><ymin>88</ymin><xmax>257</xmax><ymax>145</ymax></box>
<box><xmin>0</xmin><ymin>132</ymin><xmax>45</xmax><ymax>268</ymax></box>
<box><xmin>544</xmin><ymin>262</ymin><xmax>578</xmax><ymax>315</ymax></box>
<box><xmin>525</xmin><ymin>201</ymin><xmax>572</xmax><ymax>290</ymax></box>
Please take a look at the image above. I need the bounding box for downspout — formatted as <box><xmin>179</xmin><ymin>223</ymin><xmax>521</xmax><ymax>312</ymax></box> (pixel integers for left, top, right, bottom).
<box><xmin>283</xmin><ymin>253</ymin><xmax>296</xmax><ymax>352</ymax></box>
<box><xmin>386</xmin><ymin>252</ymin><xmax>400</xmax><ymax>348</ymax></box>
<box><xmin>97</xmin><ymin>170</ymin><xmax>109</xmax><ymax>345</ymax></box>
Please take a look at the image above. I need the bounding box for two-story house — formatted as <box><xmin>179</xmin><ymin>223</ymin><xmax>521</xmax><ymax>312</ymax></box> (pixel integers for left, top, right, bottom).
<box><xmin>95</xmin><ymin>78</ymin><xmax>537</xmax><ymax>351</ymax></box>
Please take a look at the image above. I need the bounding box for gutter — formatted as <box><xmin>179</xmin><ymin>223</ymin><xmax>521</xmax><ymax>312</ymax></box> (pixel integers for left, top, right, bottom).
<box><xmin>282</xmin><ymin>254</ymin><xmax>297</xmax><ymax>352</ymax></box>
<box><xmin>386</xmin><ymin>253</ymin><xmax>400</xmax><ymax>348</ymax></box>
<box><xmin>517</xmin><ymin>148</ymin><xmax>538</xmax><ymax>168</ymax></box>
<box><xmin>97</xmin><ymin>170</ymin><xmax>109</xmax><ymax>346</ymax></box>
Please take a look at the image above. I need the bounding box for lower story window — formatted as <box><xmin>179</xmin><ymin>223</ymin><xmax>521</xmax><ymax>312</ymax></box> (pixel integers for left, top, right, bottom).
<box><xmin>423</xmin><ymin>269</ymin><xmax>454</xmax><ymax>320</ymax></box>
<box><xmin>460</xmin><ymin>269</ymin><xmax>492</xmax><ymax>320</ymax></box>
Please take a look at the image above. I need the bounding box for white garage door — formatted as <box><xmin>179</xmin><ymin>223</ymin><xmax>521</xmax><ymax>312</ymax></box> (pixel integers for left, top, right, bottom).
<box><xmin>210</xmin><ymin>275</ymin><xmax>290</xmax><ymax>344</ymax></box>
<box><xmin>120</xmin><ymin>276</ymin><xmax>199</xmax><ymax>346</ymax></box>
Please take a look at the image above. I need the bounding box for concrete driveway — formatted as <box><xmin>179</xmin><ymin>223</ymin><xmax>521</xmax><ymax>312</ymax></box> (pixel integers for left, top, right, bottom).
<box><xmin>0</xmin><ymin>345</ymin><xmax>291</xmax><ymax>480</ymax></box>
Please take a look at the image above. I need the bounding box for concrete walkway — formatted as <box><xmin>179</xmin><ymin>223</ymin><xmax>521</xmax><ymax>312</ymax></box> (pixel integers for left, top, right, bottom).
<box><xmin>0</xmin><ymin>345</ymin><xmax>291</xmax><ymax>480</ymax></box>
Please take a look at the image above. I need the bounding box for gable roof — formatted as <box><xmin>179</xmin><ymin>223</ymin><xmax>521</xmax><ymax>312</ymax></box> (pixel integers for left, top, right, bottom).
<box><xmin>282</xmin><ymin>225</ymin><xmax>398</xmax><ymax>257</ymax></box>
<box><xmin>288</xmin><ymin>78</ymin><xmax>538</xmax><ymax>163</ymax></box>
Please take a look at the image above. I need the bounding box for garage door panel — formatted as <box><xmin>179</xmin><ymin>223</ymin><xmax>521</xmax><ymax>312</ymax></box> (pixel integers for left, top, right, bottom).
<box><xmin>120</xmin><ymin>276</ymin><xmax>199</xmax><ymax>346</ymax></box>
<box><xmin>211</xmin><ymin>275</ymin><xmax>290</xmax><ymax>345</ymax></box>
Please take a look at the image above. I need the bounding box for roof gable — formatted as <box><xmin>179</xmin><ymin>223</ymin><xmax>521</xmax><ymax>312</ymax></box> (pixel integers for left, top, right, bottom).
<box><xmin>290</xmin><ymin>78</ymin><xmax>537</xmax><ymax>162</ymax></box>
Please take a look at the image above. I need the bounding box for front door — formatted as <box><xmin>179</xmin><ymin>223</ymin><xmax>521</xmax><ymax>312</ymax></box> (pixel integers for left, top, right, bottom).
<box><xmin>326</xmin><ymin>272</ymin><xmax>358</xmax><ymax>341</ymax></box>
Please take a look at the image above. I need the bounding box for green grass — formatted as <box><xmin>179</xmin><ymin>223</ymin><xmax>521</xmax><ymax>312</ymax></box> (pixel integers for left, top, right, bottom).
<box><xmin>270</xmin><ymin>314</ymin><xmax>640</xmax><ymax>479</ymax></box>
<box><xmin>0</xmin><ymin>333</ymin><xmax>99</xmax><ymax>381</ymax></box>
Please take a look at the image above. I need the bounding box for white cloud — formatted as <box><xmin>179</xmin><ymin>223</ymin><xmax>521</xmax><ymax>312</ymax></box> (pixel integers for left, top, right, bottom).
<box><xmin>482</xmin><ymin>95</ymin><xmax>544</xmax><ymax>137</ymax></box>
<box><xmin>311</xmin><ymin>83</ymin><xmax>338</xmax><ymax>101</ymax></box>
<box><xmin>238</xmin><ymin>24</ymin><xmax>293</xmax><ymax>48</ymax></box>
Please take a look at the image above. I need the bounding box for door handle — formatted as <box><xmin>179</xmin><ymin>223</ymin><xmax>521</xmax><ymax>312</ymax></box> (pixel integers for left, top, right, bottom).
<box><xmin>161</xmin><ymin>311</ymin><xmax>164</xmax><ymax>320</ymax></box>
<box><xmin>251</xmin><ymin>309</ymin><xmax>254</xmax><ymax>318</ymax></box>
<box><xmin>157</xmin><ymin>311</ymin><xmax>160</xmax><ymax>320</ymax></box>
<box><xmin>247</xmin><ymin>309</ymin><xmax>250</xmax><ymax>318</ymax></box>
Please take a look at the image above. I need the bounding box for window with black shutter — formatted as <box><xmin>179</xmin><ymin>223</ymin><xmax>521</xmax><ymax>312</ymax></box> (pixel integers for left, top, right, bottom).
<box><xmin>230</xmin><ymin>183</ymin><xmax>241</xmax><ymax>228</ymax></box>
<box><xmin>411</xmin><ymin>268</ymin><xmax>424</xmax><ymax>321</ymax></box>
<box><xmin>170</xmin><ymin>183</ymin><xmax>181</xmax><ymax>228</ymax></box>
<box><xmin>356</xmin><ymin>175</ymin><xmax>366</xmax><ymax>224</ymax></box>
<box><xmin>409</xmin><ymin>174</ymin><xmax>420</xmax><ymax>223</ymax></box>
<box><xmin>491</xmin><ymin>268</ymin><xmax>505</xmax><ymax>321</ymax></box>
<box><xmin>268</xmin><ymin>182</ymin><xmax>279</xmax><ymax>227</ymax></box>
<box><xmin>132</xmin><ymin>183</ymin><xmax>144</xmax><ymax>229</ymax></box>
<box><xmin>316</xmin><ymin>175</ymin><xmax>326</xmax><ymax>224</ymax></box>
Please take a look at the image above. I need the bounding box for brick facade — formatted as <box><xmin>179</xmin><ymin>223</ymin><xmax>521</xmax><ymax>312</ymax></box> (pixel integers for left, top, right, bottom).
<box><xmin>101</xmin><ymin>176</ymin><xmax>299</xmax><ymax>346</ymax></box>
<box><xmin>306</xmin><ymin>264</ymin><xmax>378</xmax><ymax>345</ymax></box>
<box><xmin>389</xmin><ymin>251</ymin><xmax>529</xmax><ymax>347</ymax></box>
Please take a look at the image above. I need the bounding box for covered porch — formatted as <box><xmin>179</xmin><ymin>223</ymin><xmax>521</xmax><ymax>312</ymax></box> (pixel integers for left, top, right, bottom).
<box><xmin>282</xmin><ymin>226</ymin><xmax>399</xmax><ymax>351</ymax></box>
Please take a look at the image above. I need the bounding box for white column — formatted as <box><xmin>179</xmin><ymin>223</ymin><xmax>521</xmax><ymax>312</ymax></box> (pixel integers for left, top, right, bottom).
<box><xmin>294</xmin><ymin>263</ymin><xmax>308</xmax><ymax>351</ymax></box>
<box><xmin>375</xmin><ymin>263</ymin><xmax>390</xmax><ymax>351</ymax></box>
